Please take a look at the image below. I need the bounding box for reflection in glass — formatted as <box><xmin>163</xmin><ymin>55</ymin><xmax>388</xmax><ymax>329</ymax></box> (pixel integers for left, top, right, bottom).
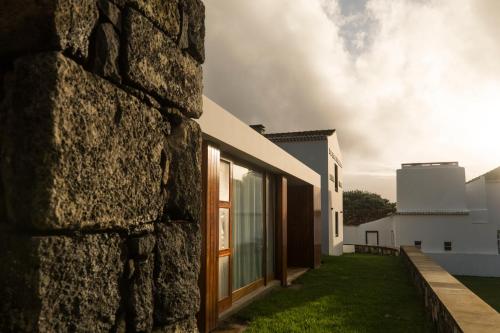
<box><xmin>218</xmin><ymin>256</ymin><xmax>229</xmax><ymax>300</ymax></box>
<box><xmin>219</xmin><ymin>208</ymin><xmax>229</xmax><ymax>250</ymax></box>
<box><xmin>220</xmin><ymin>161</ymin><xmax>230</xmax><ymax>202</ymax></box>
<box><xmin>232</xmin><ymin>164</ymin><xmax>263</xmax><ymax>290</ymax></box>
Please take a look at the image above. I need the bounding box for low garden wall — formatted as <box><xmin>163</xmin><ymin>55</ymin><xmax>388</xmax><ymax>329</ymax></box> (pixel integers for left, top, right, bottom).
<box><xmin>353</xmin><ymin>244</ymin><xmax>400</xmax><ymax>256</ymax></box>
<box><xmin>401</xmin><ymin>246</ymin><xmax>500</xmax><ymax>333</ymax></box>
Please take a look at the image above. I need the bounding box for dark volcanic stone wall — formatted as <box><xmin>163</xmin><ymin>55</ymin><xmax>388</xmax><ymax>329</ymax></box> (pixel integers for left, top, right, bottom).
<box><xmin>0</xmin><ymin>1</ymin><xmax>205</xmax><ymax>332</ymax></box>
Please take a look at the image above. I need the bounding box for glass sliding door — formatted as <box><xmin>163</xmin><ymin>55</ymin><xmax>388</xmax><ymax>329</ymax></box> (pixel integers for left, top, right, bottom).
<box><xmin>232</xmin><ymin>164</ymin><xmax>264</xmax><ymax>291</ymax></box>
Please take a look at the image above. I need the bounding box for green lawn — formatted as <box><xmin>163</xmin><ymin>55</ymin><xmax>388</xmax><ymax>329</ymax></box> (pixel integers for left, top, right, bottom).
<box><xmin>455</xmin><ymin>275</ymin><xmax>500</xmax><ymax>312</ymax></box>
<box><xmin>233</xmin><ymin>254</ymin><xmax>434</xmax><ymax>333</ymax></box>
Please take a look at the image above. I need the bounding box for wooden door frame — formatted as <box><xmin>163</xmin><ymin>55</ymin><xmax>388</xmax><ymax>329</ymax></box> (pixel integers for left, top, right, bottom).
<box><xmin>217</xmin><ymin>158</ymin><xmax>233</xmax><ymax>313</ymax></box>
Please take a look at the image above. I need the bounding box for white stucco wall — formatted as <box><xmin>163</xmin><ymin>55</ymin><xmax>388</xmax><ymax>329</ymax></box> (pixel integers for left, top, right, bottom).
<box><xmin>327</xmin><ymin>133</ymin><xmax>343</xmax><ymax>256</ymax></box>
<box><xmin>344</xmin><ymin>216</ymin><xmax>395</xmax><ymax>247</ymax></box>
<box><xmin>428</xmin><ymin>253</ymin><xmax>500</xmax><ymax>277</ymax></box>
<box><xmin>397</xmin><ymin>164</ymin><xmax>468</xmax><ymax>213</ymax></box>
<box><xmin>466</xmin><ymin>177</ymin><xmax>489</xmax><ymax>224</ymax></box>
<box><xmin>272</xmin><ymin>132</ymin><xmax>343</xmax><ymax>256</ymax></box>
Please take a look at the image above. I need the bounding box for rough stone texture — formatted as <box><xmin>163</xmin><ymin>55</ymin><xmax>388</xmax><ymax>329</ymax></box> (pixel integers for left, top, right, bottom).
<box><xmin>183</xmin><ymin>0</ymin><xmax>206</xmax><ymax>63</ymax></box>
<box><xmin>0</xmin><ymin>233</ymin><xmax>124</xmax><ymax>333</ymax></box>
<box><xmin>130</xmin><ymin>257</ymin><xmax>155</xmax><ymax>332</ymax></box>
<box><xmin>112</xmin><ymin>0</ymin><xmax>181</xmax><ymax>41</ymax></box>
<box><xmin>92</xmin><ymin>23</ymin><xmax>122</xmax><ymax>82</ymax></box>
<box><xmin>154</xmin><ymin>222</ymin><xmax>201</xmax><ymax>326</ymax></box>
<box><xmin>402</xmin><ymin>246</ymin><xmax>500</xmax><ymax>333</ymax></box>
<box><xmin>153</xmin><ymin>317</ymin><xmax>198</xmax><ymax>333</ymax></box>
<box><xmin>165</xmin><ymin>118</ymin><xmax>202</xmax><ymax>222</ymax></box>
<box><xmin>130</xmin><ymin>233</ymin><xmax>156</xmax><ymax>258</ymax></box>
<box><xmin>0</xmin><ymin>0</ymin><xmax>99</xmax><ymax>60</ymax></box>
<box><xmin>98</xmin><ymin>0</ymin><xmax>123</xmax><ymax>31</ymax></box>
<box><xmin>124</xmin><ymin>8</ymin><xmax>203</xmax><ymax>118</ymax></box>
<box><xmin>1</xmin><ymin>52</ymin><xmax>166</xmax><ymax>230</ymax></box>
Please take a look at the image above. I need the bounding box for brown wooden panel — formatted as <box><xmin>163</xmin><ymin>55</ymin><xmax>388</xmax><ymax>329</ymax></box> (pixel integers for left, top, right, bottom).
<box><xmin>276</xmin><ymin>176</ymin><xmax>287</xmax><ymax>286</ymax></box>
<box><xmin>287</xmin><ymin>185</ymin><xmax>314</xmax><ymax>268</ymax></box>
<box><xmin>198</xmin><ymin>143</ymin><xmax>220</xmax><ymax>333</ymax></box>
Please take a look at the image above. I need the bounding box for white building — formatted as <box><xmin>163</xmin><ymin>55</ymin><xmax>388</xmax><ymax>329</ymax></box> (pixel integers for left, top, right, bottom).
<box><xmin>344</xmin><ymin>162</ymin><xmax>500</xmax><ymax>277</ymax></box>
<box><xmin>265</xmin><ymin>130</ymin><xmax>344</xmax><ymax>256</ymax></box>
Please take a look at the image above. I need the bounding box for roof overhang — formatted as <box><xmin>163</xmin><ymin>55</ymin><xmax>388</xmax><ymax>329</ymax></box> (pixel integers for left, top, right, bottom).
<box><xmin>196</xmin><ymin>96</ymin><xmax>321</xmax><ymax>188</ymax></box>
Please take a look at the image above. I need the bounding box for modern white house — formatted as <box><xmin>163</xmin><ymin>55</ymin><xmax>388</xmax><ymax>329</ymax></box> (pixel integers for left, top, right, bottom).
<box><xmin>344</xmin><ymin>162</ymin><xmax>500</xmax><ymax>277</ymax></box>
<box><xmin>196</xmin><ymin>97</ymin><xmax>323</xmax><ymax>332</ymax></box>
<box><xmin>265</xmin><ymin>130</ymin><xmax>344</xmax><ymax>256</ymax></box>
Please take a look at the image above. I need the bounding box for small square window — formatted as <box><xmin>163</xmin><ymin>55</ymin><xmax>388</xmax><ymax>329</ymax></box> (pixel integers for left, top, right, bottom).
<box><xmin>444</xmin><ymin>241</ymin><xmax>452</xmax><ymax>251</ymax></box>
<box><xmin>414</xmin><ymin>241</ymin><xmax>422</xmax><ymax>249</ymax></box>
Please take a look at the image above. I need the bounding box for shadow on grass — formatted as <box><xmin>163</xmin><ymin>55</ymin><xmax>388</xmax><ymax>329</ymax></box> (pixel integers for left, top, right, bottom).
<box><xmin>233</xmin><ymin>254</ymin><xmax>436</xmax><ymax>333</ymax></box>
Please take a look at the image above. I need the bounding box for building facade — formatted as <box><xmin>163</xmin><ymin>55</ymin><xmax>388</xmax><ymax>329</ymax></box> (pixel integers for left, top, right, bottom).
<box><xmin>344</xmin><ymin>162</ymin><xmax>500</xmax><ymax>277</ymax></box>
<box><xmin>197</xmin><ymin>97</ymin><xmax>322</xmax><ymax>332</ymax></box>
<box><xmin>266</xmin><ymin>130</ymin><xmax>344</xmax><ymax>255</ymax></box>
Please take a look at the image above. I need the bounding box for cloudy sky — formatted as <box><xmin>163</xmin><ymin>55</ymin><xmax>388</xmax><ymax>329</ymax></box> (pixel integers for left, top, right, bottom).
<box><xmin>203</xmin><ymin>0</ymin><xmax>500</xmax><ymax>201</ymax></box>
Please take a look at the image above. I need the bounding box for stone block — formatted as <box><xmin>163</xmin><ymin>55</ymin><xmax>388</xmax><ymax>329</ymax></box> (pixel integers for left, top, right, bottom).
<box><xmin>112</xmin><ymin>0</ymin><xmax>181</xmax><ymax>41</ymax></box>
<box><xmin>0</xmin><ymin>0</ymin><xmax>98</xmax><ymax>60</ymax></box>
<box><xmin>130</xmin><ymin>258</ymin><xmax>154</xmax><ymax>332</ymax></box>
<box><xmin>124</xmin><ymin>9</ymin><xmax>203</xmax><ymax>118</ymax></box>
<box><xmin>1</xmin><ymin>52</ymin><xmax>166</xmax><ymax>230</ymax></box>
<box><xmin>98</xmin><ymin>0</ymin><xmax>122</xmax><ymax>31</ymax></box>
<box><xmin>165</xmin><ymin>118</ymin><xmax>202</xmax><ymax>222</ymax></box>
<box><xmin>183</xmin><ymin>0</ymin><xmax>206</xmax><ymax>63</ymax></box>
<box><xmin>153</xmin><ymin>317</ymin><xmax>198</xmax><ymax>333</ymax></box>
<box><xmin>0</xmin><ymin>232</ymin><xmax>124</xmax><ymax>333</ymax></box>
<box><xmin>154</xmin><ymin>222</ymin><xmax>201</xmax><ymax>325</ymax></box>
<box><xmin>91</xmin><ymin>23</ymin><xmax>121</xmax><ymax>82</ymax></box>
<box><xmin>129</xmin><ymin>233</ymin><xmax>156</xmax><ymax>259</ymax></box>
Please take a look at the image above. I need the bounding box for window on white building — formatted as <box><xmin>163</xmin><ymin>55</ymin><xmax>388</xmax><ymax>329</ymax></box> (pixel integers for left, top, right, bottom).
<box><xmin>334</xmin><ymin>164</ymin><xmax>339</xmax><ymax>192</ymax></box>
<box><xmin>497</xmin><ymin>231</ymin><xmax>500</xmax><ymax>254</ymax></box>
<box><xmin>335</xmin><ymin>212</ymin><xmax>339</xmax><ymax>237</ymax></box>
<box><xmin>444</xmin><ymin>241</ymin><xmax>452</xmax><ymax>251</ymax></box>
<box><xmin>414</xmin><ymin>241</ymin><xmax>422</xmax><ymax>249</ymax></box>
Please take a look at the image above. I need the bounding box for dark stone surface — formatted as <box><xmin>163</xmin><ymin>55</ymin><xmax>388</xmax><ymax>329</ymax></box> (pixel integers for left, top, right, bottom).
<box><xmin>165</xmin><ymin>118</ymin><xmax>202</xmax><ymax>222</ymax></box>
<box><xmin>154</xmin><ymin>222</ymin><xmax>201</xmax><ymax>326</ymax></box>
<box><xmin>153</xmin><ymin>317</ymin><xmax>198</xmax><ymax>333</ymax></box>
<box><xmin>0</xmin><ymin>0</ymin><xmax>99</xmax><ymax>60</ymax></box>
<box><xmin>112</xmin><ymin>0</ymin><xmax>181</xmax><ymax>42</ymax></box>
<box><xmin>129</xmin><ymin>233</ymin><xmax>156</xmax><ymax>259</ymax></box>
<box><xmin>98</xmin><ymin>0</ymin><xmax>122</xmax><ymax>31</ymax></box>
<box><xmin>130</xmin><ymin>257</ymin><xmax>155</xmax><ymax>332</ymax></box>
<box><xmin>124</xmin><ymin>8</ymin><xmax>203</xmax><ymax>118</ymax></box>
<box><xmin>92</xmin><ymin>23</ymin><xmax>121</xmax><ymax>82</ymax></box>
<box><xmin>1</xmin><ymin>52</ymin><xmax>167</xmax><ymax>230</ymax></box>
<box><xmin>183</xmin><ymin>0</ymin><xmax>206</xmax><ymax>63</ymax></box>
<box><xmin>0</xmin><ymin>232</ymin><xmax>125</xmax><ymax>333</ymax></box>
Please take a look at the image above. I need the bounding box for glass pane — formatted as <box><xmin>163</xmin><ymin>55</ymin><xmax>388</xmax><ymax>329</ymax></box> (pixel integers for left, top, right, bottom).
<box><xmin>218</xmin><ymin>256</ymin><xmax>229</xmax><ymax>300</ymax></box>
<box><xmin>219</xmin><ymin>161</ymin><xmax>230</xmax><ymax>202</ymax></box>
<box><xmin>232</xmin><ymin>164</ymin><xmax>264</xmax><ymax>290</ymax></box>
<box><xmin>219</xmin><ymin>208</ymin><xmax>230</xmax><ymax>250</ymax></box>
<box><xmin>266</xmin><ymin>176</ymin><xmax>275</xmax><ymax>276</ymax></box>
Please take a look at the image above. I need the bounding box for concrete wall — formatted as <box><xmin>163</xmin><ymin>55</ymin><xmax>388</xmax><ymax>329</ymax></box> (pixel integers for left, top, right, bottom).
<box><xmin>397</xmin><ymin>164</ymin><xmax>468</xmax><ymax>213</ymax></box>
<box><xmin>0</xmin><ymin>1</ymin><xmax>205</xmax><ymax>332</ymax></box>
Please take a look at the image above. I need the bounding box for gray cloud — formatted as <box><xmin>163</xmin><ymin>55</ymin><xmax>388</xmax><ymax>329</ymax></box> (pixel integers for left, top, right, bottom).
<box><xmin>203</xmin><ymin>0</ymin><xmax>500</xmax><ymax>200</ymax></box>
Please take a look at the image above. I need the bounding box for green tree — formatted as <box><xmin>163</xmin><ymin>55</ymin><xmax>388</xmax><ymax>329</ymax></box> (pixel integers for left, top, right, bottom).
<box><xmin>343</xmin><ymin>190</ymin><xmax>396</xmax><ymax>226</ymax></box>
